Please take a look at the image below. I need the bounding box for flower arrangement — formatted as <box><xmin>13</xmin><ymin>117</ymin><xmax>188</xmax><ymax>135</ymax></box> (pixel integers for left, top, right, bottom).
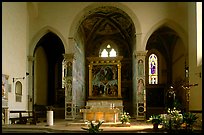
<box><xmin>161</xmin><ymin>107</ymin><xmax>183</xmax><ymax>130</ymax></box>
<box><xmin>182</xmin><ymin>112</ymin><xmax>198</xmax><ymax>130</ymax></box>
<box><xmin>169</xmin><ymin>108</ymin><xmax>183</xmax><ymax>129</ymax></box>
<box><xmin>120</xmin><ymin>112</ymin><xmax>131</xmax><ymax>124</ymax></box>
<box><xmin>81</xmin><ymin>120</ymin><xmax>104</xmax><ymax>133</ymax></box>
<box><xmin>147</xmin><ymin>114</ymin><xmax>162</xmax><ymax>125</ymax></box>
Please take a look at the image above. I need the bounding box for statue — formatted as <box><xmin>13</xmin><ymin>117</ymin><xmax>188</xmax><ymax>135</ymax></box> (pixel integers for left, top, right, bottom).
<box><xmin>166</xmin><ymin>86</ymin><xmax>175</xmax><ymax>109</ymax></box>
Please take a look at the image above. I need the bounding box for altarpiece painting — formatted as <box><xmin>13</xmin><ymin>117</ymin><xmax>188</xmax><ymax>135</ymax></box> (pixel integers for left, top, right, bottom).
<box><xmin>87</xmin><ymin>56</ymin><xmax>123</xmax><ymax>99</ymax></box>
<box><xmin>92</xmin><ymin>65</ymin><xmax>118</xmax><ymax>97</ymax></box>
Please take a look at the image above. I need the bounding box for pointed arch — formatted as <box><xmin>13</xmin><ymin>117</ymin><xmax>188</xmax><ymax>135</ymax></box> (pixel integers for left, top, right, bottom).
<box><xmin>29</xmin><ymin>25</ymin><xmax>67</xmax><ymax>56</ymax></box>
<box><xmin>148</xmin><ymin>53</ymin><xmax>158</xmax><ymax>84</ymax></box>
<box><xmin>143</xmin><ymin>19</ymin><xmax>188</xmax><ymax>53</ymax></box>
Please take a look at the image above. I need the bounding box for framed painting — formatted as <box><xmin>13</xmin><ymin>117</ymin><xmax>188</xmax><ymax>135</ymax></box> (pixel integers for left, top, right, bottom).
<box><xmin>87</xmin><ymin>56</ymin><xmax>123</xmax><ymax>99</ymax></box>
<box><xmin>92</xmin><ymin>65</ymin><xmax>118</xmax><ymax>97</ymax></box>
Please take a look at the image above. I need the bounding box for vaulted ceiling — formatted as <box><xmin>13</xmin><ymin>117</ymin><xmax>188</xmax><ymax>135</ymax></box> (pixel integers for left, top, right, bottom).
<box><xmin>78</xmin><ymin>6</ymin><xmax>135</xmax><ymax>58</ymax></box>
<box><xmin>146</xmin><ymin>26</ymin><xmax>179</xmax><ymax>62</ymax></box>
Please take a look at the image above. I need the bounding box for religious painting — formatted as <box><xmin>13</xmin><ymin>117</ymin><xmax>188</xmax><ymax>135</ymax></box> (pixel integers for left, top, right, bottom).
<box><xmin>137</xmin><ymin>78</ymin><xmax>145</xmax><ymax>103</ymax></box>
<box><xmin>92</xmin><ymin>65</ymin><xmax>118</xmax><ymax>97</ymax></box>
<box><xmin>2</xmin><ymin>74</ymin><xmax>9</xmax><ymax>108</ymax></box>
<box><xmin>62</xmin><ymin>60</ymin><xmax>72</xmax><ymax>88</ymax></box>
<box><xmin>138</xmin><ymin>59</ymin><xmax>144</xmax><ymax>76</ymax></box>
<box><xmin>65</xmin><ymin>78</ymin><xmax>72</xmax><ymax>101</ymax></box>
<box><xmin>149</xmin><ymin>54</ymin><xmax>158</xmax><ymax>84</ymax></box>
<box><xmin>2</xmin><ymin>74</ymin><xmax>9</xmax><ymax>100</ymax></box>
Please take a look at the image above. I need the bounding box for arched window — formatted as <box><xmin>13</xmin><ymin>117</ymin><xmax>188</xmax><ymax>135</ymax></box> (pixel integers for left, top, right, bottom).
<box><xmin>101</xmin><ymin>49</ymin><xmax>108</xmax><ymax>57</ymax></box>
<box><xmin>15</xmin><ymin>81</ymin><xmax>22</xmax><ymax>102</ymax></box>
<box><xmin>149</xmin><ymin>54</ymin><xmax>158</xmax><ymax>84</ymax></box>
<box><xmin>100</xmin><ymin>44</ymin><xmax>117</xmax><ymax>57</ymax></box>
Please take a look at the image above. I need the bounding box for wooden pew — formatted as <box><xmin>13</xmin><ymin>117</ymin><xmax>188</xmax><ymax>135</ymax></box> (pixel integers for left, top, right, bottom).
<box><xmin>9</xmin><ymin>110</ymin><xmax>37</xmax><ymax>125</ymax></box>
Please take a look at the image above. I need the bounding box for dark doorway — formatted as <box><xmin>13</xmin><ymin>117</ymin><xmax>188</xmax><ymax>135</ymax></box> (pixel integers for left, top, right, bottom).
<box><xmin>34</xmin><ymin>32</ymin><xmax>65</xmax><ymax>118</ymax></box>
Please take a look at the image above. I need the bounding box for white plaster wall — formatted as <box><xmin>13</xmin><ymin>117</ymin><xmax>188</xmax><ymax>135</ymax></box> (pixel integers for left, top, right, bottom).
<box><xmin>28</xmin><ymin>2</ymin><xmax>189</xmax><ymax>53</ymax></box>
<box><xmin>2</xmin><ymin>2</ymin><xmax>28</xmax><ymax>110</ymax></box>
<box><xmin>188</xmin><ymin>3</ymin><xmax>202</xmax><ymax>111</ymax></box>
<box><xmin>28</xmin><ymin>2</ymin><xmax>92</xmax><ymax>54</ymax></box>
<box><xmin>196</xmin><ymin>2</ymin><xmax>202</xmax><ymax>67</ymax></box>
<box><xmin>122</xmin><ymin>2</ymin><xmax>188</xmax><ymax>51</ymax></box>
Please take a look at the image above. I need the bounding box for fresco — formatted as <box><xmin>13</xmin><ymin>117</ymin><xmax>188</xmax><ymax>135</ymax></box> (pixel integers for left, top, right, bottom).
<box><xmin>2</xmin><ymin>74</ymin><xmax>9</xmax><ymax>100</ymax></box>
<box><xmin>2</xmin><ymin>74</ymin><xmax>9</xmax><ymax>109</ymax></box>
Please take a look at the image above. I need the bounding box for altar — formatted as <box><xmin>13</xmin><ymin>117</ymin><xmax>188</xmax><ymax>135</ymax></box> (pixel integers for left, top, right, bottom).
<box><xmin>80</xmin><ymin>100</ymin><xmax>123</xmax><ymax>123</ymax></box>
<box><xmin>80</xmin><ymin>107</ymin><xmax>120</xmax><ymax>123</ymax></box>
<box><xmin>80</xmin><ymin>56</ymin><xmax>124</xmax><ymax>122</ymax></box>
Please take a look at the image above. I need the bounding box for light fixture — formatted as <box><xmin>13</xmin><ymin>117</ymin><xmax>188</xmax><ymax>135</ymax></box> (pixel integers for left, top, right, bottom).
<box><xmin>13</xmin><ymin>72</ymin><xmax>29</xmax><ymax>82</ymax></box>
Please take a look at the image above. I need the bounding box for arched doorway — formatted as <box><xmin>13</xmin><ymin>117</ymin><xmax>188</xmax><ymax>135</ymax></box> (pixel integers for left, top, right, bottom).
<box><xmin>33</xmin><ymin>32</ymin><xmax>65</xmax><ymax>118</ymax></box>
<box><xmin>75</xmin><ymin>6</ymin><xmax>136</xmax><ymax>115</ymax></box>
<box><xmin>145</xmin><ymin>26</ymin><xmax>187</xmax><ymax>118</ymax></box>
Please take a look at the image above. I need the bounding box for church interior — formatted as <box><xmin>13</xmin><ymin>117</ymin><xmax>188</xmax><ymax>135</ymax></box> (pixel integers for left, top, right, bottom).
<box><xmin>2</xmin><ymin>2</ymin><xmax>202</xmax><ymax>131</ymax></box>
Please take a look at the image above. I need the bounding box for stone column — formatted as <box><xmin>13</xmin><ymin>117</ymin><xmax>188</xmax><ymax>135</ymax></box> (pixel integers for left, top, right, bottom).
<box><xmin>135</xmin><ymin>51</ymin><xmax>147</xmax><ymax>120</ymax></box>
<box><xmin>88</xmin><ymin>64</ymin><xmax>93</xmax><ymax>97</ymax></box>
<box><xmin>27</xmin><ymin>56</ymin><xmax>35</xmax><ymax>111</ymax></box>
<box><xmin>117</xmin><ymin>63</ymin><xmax>122</xmax><ymax>98</ymax></box>
<box><xmin>63</xmin><ymin>53</ymin><xmax>75</xmax><ymax>120</ymax></box>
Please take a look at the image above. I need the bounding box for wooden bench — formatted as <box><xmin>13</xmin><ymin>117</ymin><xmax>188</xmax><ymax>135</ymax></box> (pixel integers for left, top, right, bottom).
<box><xmin>9</xmin><ymin>110</ymin><xmax>37</xmax><ymax>125</ymax></box>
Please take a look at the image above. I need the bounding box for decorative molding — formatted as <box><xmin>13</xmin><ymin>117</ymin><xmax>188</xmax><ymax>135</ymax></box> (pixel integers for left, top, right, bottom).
<box><xmin>87</xmin><ymin>56</ymin><xmax>123</xmax><ymax>65</ymax></box>
<box><xmin>63</xmin><ymin>53</ymin><xmax>75</xmax><ymax>61</ymax></box>
<box><xmin>135</xmin><ymin>51</ymin><xmax>147</xmax><ymax>57</ymax></box>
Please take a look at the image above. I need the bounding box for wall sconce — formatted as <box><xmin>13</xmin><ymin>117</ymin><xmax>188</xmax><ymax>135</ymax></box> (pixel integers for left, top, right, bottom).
<box><xmin>13</xmin><ymin>72</ymin><xmax>29</xmax><ymax>83</ymax></box>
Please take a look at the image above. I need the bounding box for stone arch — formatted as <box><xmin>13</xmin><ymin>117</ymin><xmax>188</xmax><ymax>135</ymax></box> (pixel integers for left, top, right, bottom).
<box><xmin>28</xmin><ymin>26</ymin><xmax>67</xmax><ymax>110</ymax></box>
<box><xmin>68</xmin><ymin>2</ymin><xmax>141</xmax><ymax>52</ymax></box>
<box><xmin>143</xmin><ymin>19</ymin><xmax>188</xmax><ymax>53</ymax></box>
<box><xmin>29</xmin><ymin>25</ymin><xmax>67</xmax><ymax>56</ymax></box>
<box><xmin>67</xmin><ymin>2</ymin><xmax>142</xmax><ymax>116</ymax></box>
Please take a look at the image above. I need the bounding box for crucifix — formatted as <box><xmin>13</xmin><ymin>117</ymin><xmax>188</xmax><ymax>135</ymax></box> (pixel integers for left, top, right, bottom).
<box><xmin>181</xmin><ymin>83</ymin><xmax>198</xmax><ymax>112</ymax></box>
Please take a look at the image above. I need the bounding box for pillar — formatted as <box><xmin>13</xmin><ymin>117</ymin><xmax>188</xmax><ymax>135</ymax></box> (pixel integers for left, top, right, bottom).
<box><xmin>117</xmin><ymin>63</ymin><xmax>122</xmax><ymax>98</ymax></box>
<box><xmin>63</xmin><ymin>53</ymin><xmax>75</xmax><ymax>120</ymax></box>
<box><xmin>27</xmin><ymin>56</ymin><xmax>35</xmax><ymax>111</ymax></box>
<box><xmin>88</xmin><ymin>64</ymin><xmax>93</xmax><ymax>97</ymax></box>
<box><xmin>135</xmin><ymin>51</ymin><xmax>147</xmax><ymax>120</ymax></box>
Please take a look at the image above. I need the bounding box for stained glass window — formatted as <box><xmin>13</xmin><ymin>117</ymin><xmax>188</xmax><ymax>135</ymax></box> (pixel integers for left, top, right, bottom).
<box><xmin>149</xmin><ymin>54</ymin><xmax>158</xmax><ymax>84</ymax></box>
<box><xmin>101</xmin><ymin>49</ymin><xmax>108</xmax><ymax>57</ymax></box>
<box><xmin>109</xmin><ymin>48</ymin><xmax>116</xmax><ymax>57</ymax></box>
<box><xmin>100</xmin><ymin>44</ymin><xmax>117</xmax><ymax>57</ymax></box>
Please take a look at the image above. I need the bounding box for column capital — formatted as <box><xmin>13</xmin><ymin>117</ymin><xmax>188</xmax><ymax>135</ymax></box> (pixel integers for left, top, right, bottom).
<box><xmin>134</xmin><ymin>51</ymin><xmax>147</xmax><ymax>57</ymax></box>
<box><xmin>27</xmin><ymin>56</ymin><xmax>35</xmax><ymax>61</ymax></box>
<box><xmin>63</xmin><ymin>53</ymin><xmax>75</xmax><ymax>61</ymax></box>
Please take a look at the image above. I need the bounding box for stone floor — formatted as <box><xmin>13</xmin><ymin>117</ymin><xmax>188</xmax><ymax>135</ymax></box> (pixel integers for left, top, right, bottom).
<box><xmin>2</xmin><ymin>118</ymin><xmax>203</xmax><ymax>133</ymax></box>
